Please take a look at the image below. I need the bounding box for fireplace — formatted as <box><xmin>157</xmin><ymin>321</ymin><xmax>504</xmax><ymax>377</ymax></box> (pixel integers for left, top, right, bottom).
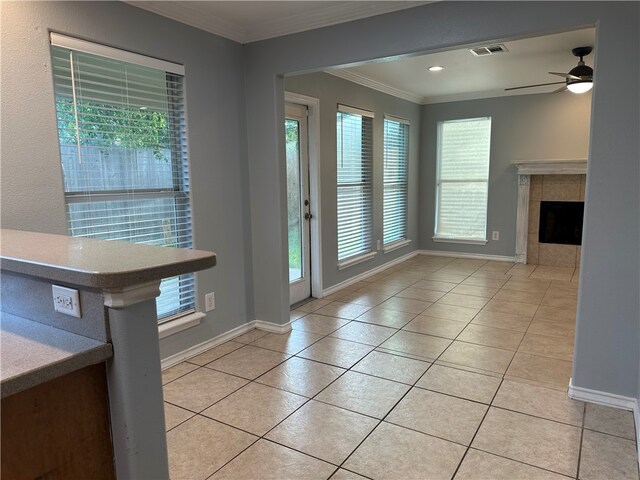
<box><xmin>539</xmin><ymin>201</ymin><xmax>584</xmax><ymax>245</ymax></box>
<box><xmin>513</xmin><ymin>159</ymin><xmax>587</xmax><ymax>267</ymax></box>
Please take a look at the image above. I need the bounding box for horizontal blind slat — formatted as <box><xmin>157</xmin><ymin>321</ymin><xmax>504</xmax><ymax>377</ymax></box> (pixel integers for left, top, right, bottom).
<box><xmin>383</xmin><ymin>119</ymin><xmax>409</xmax><ymax>245</ymax></box>
<box><xmin>53</xmin><ymin>42</ymin><xmax>194</xmax><ymax>320</ymax></box>
<box><xmin>436</xmin><ymin>117</ymin><xmax>491</xmax><ymax>240</ymax></box>
<box><xmin>337</xmin><ymin>111</ymin><xmax>373</xmax><ymax>261</ymax></box>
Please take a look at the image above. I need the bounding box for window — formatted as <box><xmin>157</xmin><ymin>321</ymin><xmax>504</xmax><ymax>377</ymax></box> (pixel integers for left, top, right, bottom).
<box><xmin>435</xmin><ymin>117</ymin><xmax>491</xmax><ymax>243</ymax></box>
<box><xmin>336</xmin><ymin>105</ymin><xmax>374</xmax><ymax>266</ymax></box>
<box><xmin>50</xmin><ymin>34</ymin><xmax>194</xmax><ymax>321</ymax></box>
<box><xmin>383</xmin><ymin>116</ymin><xmax>409</xmax><ymax>247</ymax></box>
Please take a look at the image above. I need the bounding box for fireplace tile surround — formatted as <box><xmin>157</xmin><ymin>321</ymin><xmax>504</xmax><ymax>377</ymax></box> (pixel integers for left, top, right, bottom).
<box><xmin>513</xmin><ymin>159</ymin><xmax>587</xmax><ymax>267</ymax></box>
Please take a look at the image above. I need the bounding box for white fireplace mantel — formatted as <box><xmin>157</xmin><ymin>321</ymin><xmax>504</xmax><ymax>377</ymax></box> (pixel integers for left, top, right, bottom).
<box><xmin>513</xmin><ymin>158</ymin><xmax>588</xmax><ymax>175</ymax></box>
<box><xmin>513</xmin><ymin>159</ymin><xmax>588</xmax><ymax>263</ymax></box>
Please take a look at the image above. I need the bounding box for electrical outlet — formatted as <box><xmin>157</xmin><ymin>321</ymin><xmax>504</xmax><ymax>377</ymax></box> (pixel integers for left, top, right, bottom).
<box><xmin>377</xmin><ymin>239</ymin><xmax>381</xmax><ymax>251</ymax></box>
<box><xmin>492</xmin><ymin>231</ymin><xmax>500</xmax><ymax>241</ymax></box>
<box><xmin>52</xmin><ymin>285</ymin><xmax>81</xmax><ymax>318</ymax></box>
<box><xmin>205</xmin><ymin>292</ymin><xmax>215</xmax><ymax>312</ymax></box>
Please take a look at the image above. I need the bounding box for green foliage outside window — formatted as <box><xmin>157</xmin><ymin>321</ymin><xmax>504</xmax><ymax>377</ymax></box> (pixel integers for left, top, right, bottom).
<box><xmin>56</xmin><ymin>97</ymin><xmax>170</xmax><ymax>162</ymax></box>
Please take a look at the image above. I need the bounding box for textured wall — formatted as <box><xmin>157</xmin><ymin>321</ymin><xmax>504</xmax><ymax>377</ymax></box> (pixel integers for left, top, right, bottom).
<box><xmin>0</xmin><ymin>1</ymin><xmax>254</xmax><ymax>359</ymax></box>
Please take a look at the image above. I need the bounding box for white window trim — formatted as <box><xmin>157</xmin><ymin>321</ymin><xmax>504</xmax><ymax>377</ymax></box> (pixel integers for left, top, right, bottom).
<box><xmin>337</xmin><ymin>251</ymin><xmax>377</xmax><ymax>270</ymax></box>
<box><xmin>336</xmin><ymin>107</ymin><xmax>374</xmax><ymax>264</ymax></box>
<box><xmin>383</xmin><ymin>115</ymin><xmax>410</xmax><ymax>247</ymax></box>
<box><xmin>432</xmin><ymin>236</ymin><xmax>488</xmax><ymax>245</ymax></box>
<box><xmin>434</xmin><ymin>117</ymin><xmax>491</xmax><ymax>242</ymax></box>
<box><xmin>337</xmin><ymin>104</ymin><xmax>375</xmax><ymax>118</ymax></box>
<box><xmin>383</xmin><ymin>238</ymin><xmax>412</xmax><ymax>253</ymax></box>
<box><xmin>50</xmin><ymin>32</ymin><xmax>185</xmax><ymax>75</ymax></box>
<box><xmin>158</xmin><ymin>311</ymin><xmax>205</xmax><ymax>339</ymax></box>
<box><xmin>384</xmin><ymin>114</ymin><xmax>410</xmax><ymax>125</ymax></box>
<box><xmin>51</xmin><ymin>35</ymin><xmax>195</xmax><ymax>322</ymax></box>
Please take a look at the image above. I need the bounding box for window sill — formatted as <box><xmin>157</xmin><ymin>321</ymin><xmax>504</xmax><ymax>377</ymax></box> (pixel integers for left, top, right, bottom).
<box><xmin>338</xmin><ymin>251</ymin><xmax>377</xmax><ymax>270</ymax></box>
<box><xmin>383</xmin><ymin>238</ymin><xmax>412</xmax><ymax>253</ymax></box>
<box><xmin>432</xmin><ymin>236</ymin><xmax>488</xmax><ymax>246</ymax></box>
<box><xmin>158</xmin><ymin>311</ymin><xmax>205</xmax><ymax>339</ymax></box>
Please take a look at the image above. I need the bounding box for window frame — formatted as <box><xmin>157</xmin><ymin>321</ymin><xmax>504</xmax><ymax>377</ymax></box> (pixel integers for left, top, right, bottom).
<box><xmin>336</xmin><ymin>104</ymin><xmax>376</xmax><ymax>269</ymax></box>
<box><xmin>382</xmin><ymin>115</ymin><xmax>411</xmax><ymax>252</ymax></box>
<box><xmin>434</xmin><ymin>117</ymin><xmax>492</xmax><ymax>245</ymax></box>
<box><xmin>50</xmin><ymin>33</ymin><xmax>198</xmax><ymax>323</ymax></box>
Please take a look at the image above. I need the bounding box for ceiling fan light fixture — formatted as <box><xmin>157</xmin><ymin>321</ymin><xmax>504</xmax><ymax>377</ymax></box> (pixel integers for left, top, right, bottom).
<box><xmin>567</xmin><ymin>81</ymin><xmax>593</xmax><ymax>94</ymax></box>
<box><xmin>566</xmin><ymin>48</ymin><xmax>593</xmax><ymax>94</ymax></box>
<box><xmin>428</xmin><ymin>65</ymin><xmax>444</xmax><ymax>72</ymax></box>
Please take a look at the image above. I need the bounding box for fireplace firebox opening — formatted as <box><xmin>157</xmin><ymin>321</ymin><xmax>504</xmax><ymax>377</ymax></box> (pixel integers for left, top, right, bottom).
<box><xmin>539</xmin><ymin>201</ymin><xmax>584</xmax><ymax>245</ymax></box>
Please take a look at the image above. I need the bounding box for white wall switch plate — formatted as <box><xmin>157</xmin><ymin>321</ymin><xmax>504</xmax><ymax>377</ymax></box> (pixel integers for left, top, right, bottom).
<box><xmin>377</xmin><ymin>239</ymin><xmax>381</xmax><ymax>251</ymax></box>
<box><xmin>205</xmin><ymin>292</ymin><xmax>215</xmax><ymax>312</ymax></box>
<box><xmin>52</xmin><ymin>285</ymin><xmax>81</xmax><ymax>318</ymax></box>
<box><xmin>492</xmin><ymin>231</ymin><xmax>500</xmax><ymax>241</ymax></box>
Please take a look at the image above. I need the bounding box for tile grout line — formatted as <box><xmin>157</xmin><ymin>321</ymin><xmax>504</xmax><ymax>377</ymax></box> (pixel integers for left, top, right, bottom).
<box><xmin>575</xmin><ymin>402</ymin><xmax>587</xmax><ymax>479</ymax></box>
<box><xmin>166</xmin><ymin>257</ymin><xmax>586</xmax><ymax>478</ymax></box>
<box><xmin>449</xmin><ymin>375</ymin><xmax>505</xmax><ymax>479</ymax></box>
<box><xmin>331</xmin><ymin>302</ymin><xmax>478</xmax><ymax>477</ymax></box>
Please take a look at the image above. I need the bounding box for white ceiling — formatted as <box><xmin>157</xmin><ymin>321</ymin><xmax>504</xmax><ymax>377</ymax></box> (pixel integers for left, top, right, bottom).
<box><xmin>126</xmin><ymin>2</ymin><xmax>595</xmax><ymax>105</ymax></box>
<box><xmin>126</xmin><ymin>1</ymin><xmax>429</xmax><ymax>44</ymax></box>
<box><xmin>327</xmin><ymin>28</ymin><xmax>596</xmax><ymax>104</ymax></box>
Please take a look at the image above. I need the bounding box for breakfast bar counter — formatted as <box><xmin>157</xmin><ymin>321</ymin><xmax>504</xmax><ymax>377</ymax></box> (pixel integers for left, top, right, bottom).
<box><xmin>0</xmin><ymin>311</ymin><xmax>113</xmax><ymax>399</ymax></box>
<box><xmin>0</xmin><ymin>229</ymin><xmax>216</xmax><ymax>479</ymax></box>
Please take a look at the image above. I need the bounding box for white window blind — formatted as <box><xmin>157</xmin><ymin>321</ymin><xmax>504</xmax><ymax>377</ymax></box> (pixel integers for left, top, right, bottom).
<box><xmin>435</xmin><ymin>117</ymin><xmax>491</xmax><ymax>242</ymax></box>
<box><xmin>51</xmin><ymin>38</ymin><xmax>195</xmax><ymax>321</ymax></box>
<box><xmin>336</xmin><ymin>105</ymin><xmax>374</xmax><ymax>262</ymax></box>
<box><xmin>383</xmin><ymin>116</ymin><xmax>409</xmax><ymax>245</ymax></box>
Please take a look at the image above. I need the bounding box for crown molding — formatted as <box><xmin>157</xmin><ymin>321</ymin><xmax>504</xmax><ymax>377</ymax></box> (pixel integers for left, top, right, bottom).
<box><xmin>326</xmin><ymin>69</ymin><xmax>424</xmax><ymax>104</ymax></box>
<box><xmin>125</xmin><ymin>1</ymin><xmax>248</xmax><ymax>43</ymax></box>
<box><xmin>125</xmin><ymin>1</ymin><xmax>430</xmax><ymax>44</ymax></box>
<box><xmin>245</xmin><ymin>2</ymin><xmax>430</xmax><ymax>43</ymax></box>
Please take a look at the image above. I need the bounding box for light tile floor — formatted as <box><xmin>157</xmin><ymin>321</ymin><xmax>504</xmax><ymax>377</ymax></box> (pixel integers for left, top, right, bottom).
<box><xmin>162</xmin><ymin>256</ymin><xmax>639</xmax><ymax>480</ymax></box>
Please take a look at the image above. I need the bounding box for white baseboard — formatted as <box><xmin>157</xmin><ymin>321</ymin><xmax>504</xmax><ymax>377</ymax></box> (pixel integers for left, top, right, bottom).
<box><xmin>323</xmin><ymin>250</ymin><xmax>419</xmax><ymax>297</ymax></box>
<box><xmin>160</xmin><ymin>319</ymin><xmax>293</xmax><ymax>369</ymax></box>
<box><xmin>417</xmin><ymin>249</ymin><xmax>517</xmax><ymax>263</ymax></box>
<box><xmin>569</xmin><ymin>379</ymin><xmax>640</xmax><ymax>466</ymax></box>
<box><xmin>161</xmin><ymin>321</ymin><xmax>255</xmax><ymax>369</ymax></box>
<box><xmin>254</xmin><ymin>319</ymin><xmax>293</xmax><ymax>334</ymax></box>
<box><xmin>568</xmin><ymin>378</ymin><xmax>636</xmax><ymax>410</ymax></box>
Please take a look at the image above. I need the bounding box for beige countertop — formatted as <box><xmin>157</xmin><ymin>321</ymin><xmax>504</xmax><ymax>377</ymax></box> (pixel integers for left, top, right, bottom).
<box><xmin>0</xmin><ymin>229</ymin><xmax>216</xmax><ymax>289</ymax></box>
<box><xmin>0</xmin><ymin>311</ymin><xmax>113</xmax><ymax>398</ymax></box>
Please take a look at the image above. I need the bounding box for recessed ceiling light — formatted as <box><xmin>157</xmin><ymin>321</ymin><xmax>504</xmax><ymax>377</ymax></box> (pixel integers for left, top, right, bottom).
<box><xmin>428</xmin><ymin>66</ymin><xmax>444</xmax><ymax>72</ymax></box>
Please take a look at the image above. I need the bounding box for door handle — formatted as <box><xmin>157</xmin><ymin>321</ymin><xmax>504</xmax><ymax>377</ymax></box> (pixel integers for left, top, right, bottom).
<box><xmin>304</xmin><ymin>212</ymin><xmax>313</xmax><ymax>220</ymax></box>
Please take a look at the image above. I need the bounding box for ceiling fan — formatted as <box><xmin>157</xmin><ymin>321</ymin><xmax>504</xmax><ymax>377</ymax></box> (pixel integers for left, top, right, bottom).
<box><xmin>506</xmin><ymin>46</ymin><xmax>594</xmax><ymax>94</ymax></box>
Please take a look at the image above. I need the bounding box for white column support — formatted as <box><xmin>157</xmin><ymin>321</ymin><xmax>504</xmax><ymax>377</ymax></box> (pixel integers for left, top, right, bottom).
<box><xmin>515</xmin><ymin>174</ymin><xmax>530</xmax><ymax>264</ymax></box>
<box><xmin>103</xmin><ymin>280</ymin><xmax>169</xmax><ymax>480</ymax></box>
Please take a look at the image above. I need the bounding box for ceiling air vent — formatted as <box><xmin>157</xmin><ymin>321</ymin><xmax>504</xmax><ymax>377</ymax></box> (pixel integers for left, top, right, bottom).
<box><xmin>470</xmin><ymin>44</ymin><xmax>509</xmax><ymax>56</ymax></box>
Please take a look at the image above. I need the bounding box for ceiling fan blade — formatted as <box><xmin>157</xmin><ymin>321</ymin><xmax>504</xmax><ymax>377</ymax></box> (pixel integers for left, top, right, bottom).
<box><xmin>505</xmin><ymin>81</ymin><xmax>565</xmax><ymax>92</ymax></box>
<box><xmin>549</xmin><ymin>72</ymin><xmax>581</xmax><ymax>80</ymax></box>
<box><xmin>551</xmin><ymin>85</ymin><xmax>567</xmax><ymax>93</ymax></box>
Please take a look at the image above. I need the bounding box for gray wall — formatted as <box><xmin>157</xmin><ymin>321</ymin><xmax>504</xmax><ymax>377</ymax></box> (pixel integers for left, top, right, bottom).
<box><xmin>244</xmin><ymin>1</ymin><xmax>639</xmax><ymax>398</ymax></box>
<box><xmin>1</xmin><ymin>1</ymin><xmax>638</xmax><ymax>401</ymax></box>
<box><xmin>0</xmin><ymin>1</ymin><xmax>254</xmax><ymax>359</ymax></box>
<box><xmin>419</xmin><ymin>92</ymin><xmax>592</xmax><ymax>256</ymax></box>
<box><xmin>285</xmin><ymin>73</ymin><xmax>421</xmax><ymax>289</ymax></box>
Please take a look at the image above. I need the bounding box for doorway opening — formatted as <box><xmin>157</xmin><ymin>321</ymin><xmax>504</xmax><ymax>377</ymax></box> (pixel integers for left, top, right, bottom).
<box><xmin>285</xmin><ymin>93</ymin><xmax>322</xmax><ymax>305</ymax></box>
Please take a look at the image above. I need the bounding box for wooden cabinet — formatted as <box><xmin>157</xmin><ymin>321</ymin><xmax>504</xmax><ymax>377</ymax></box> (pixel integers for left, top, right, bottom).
<box><xmin>1</xmin><ymin>364</ymin><xmax>115</xmax><ymax>479</ymax></box>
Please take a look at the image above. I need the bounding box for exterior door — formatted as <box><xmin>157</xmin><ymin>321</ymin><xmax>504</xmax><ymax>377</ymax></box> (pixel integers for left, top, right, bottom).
<box><xmin>286</xmin><ymin>103</ymin><xmax>311</xmax><ymax>305</ymax></box>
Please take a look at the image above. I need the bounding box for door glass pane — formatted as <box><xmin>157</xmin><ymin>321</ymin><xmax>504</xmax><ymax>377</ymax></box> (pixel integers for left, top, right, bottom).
<box><xmin>286</xmin><ymin>118</ymin><xmax>303</xmax><ymax>282</ymax></box>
